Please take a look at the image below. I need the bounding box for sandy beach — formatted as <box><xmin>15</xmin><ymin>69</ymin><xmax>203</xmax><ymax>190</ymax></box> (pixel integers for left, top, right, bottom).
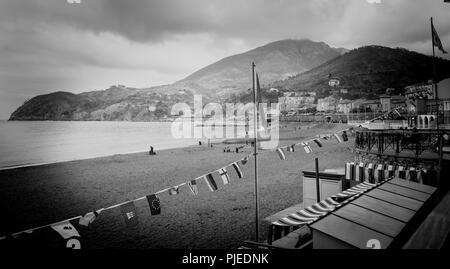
<box><xmin>0</xmin><ymin>123</ymin><xmax>355</xmax><ymax>249</ymax></box>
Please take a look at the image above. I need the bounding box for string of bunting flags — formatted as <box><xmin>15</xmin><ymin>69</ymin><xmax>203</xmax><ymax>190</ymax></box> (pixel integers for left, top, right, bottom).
<box><xmin>0</xmin><ymin>126</ymin><xmax>354</xmax><ymax>248</ymax></box>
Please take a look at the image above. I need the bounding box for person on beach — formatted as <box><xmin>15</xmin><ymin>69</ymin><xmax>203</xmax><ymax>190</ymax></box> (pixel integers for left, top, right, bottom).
<box><xmin>149</xmin><ymin>146</ymin><xmax>156</xmax><ymax>155</ymax></box>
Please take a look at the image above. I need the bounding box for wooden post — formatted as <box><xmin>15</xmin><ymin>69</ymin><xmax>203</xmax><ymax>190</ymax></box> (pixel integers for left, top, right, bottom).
<box><xmin>315</xmin><ymin>158</ymin><xmax>320</xmax><ymax>202</ymax></box>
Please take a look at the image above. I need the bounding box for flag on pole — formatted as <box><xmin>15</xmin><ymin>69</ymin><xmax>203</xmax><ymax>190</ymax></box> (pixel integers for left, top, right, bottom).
<box><xmin>301</xmin><ymin>142</ymin><xmax>312</xmax><ymax>153</ymax></box>
<box><xmin>232</xmin><ymin>162</ymin><xmax>243</xmax><ymax>179</ymax></box>
<box><xmin>51</xmin><ymin>221</ymin><xmax>80</xmax><ymax>240</ymax></box>
<box><xmin>120</xmin><ymin>201</ymin><xmax>139</xmax><ymax>228</ymax></box>
<box><xmin>276</xmin><ymin>148</ymin><xmax>286</xmax><ymax>160</ymax></box>
<box><xmin>312</xmin><ymin>138</ymin><xmax>323</xmax><ymax>148</ymax></box>
<box><xmin>79</xmin><ymin>209</ymin><xmax>103</xmax><ymax>227</ymax></box>
<box><xmin>241</xmin><ymin>156</ymin><xmax>249</xmax><ymax>165</ymax></box>
<box><xmin>218</xmin><ymin>168</ymin><xmax>231</xmax><ymax>184</ymax></box>
<box><xmin>432</xmin><ymin>18</ymin><xmax>447</xmax><ymax>54</ymax></box>
<box><xmin>146</xmin><ymin>194</ymin><xmax>161</xmax><ymax>215</ymax></box>
<box><xmin>204</xmin><ymin>174</ymin><xmax>218</xmax><ymax>192</ymax></box>
<box><xmin>168</xmin><ymin>186</ymin><xmax>180</xmax><ymax>195</ymax></box>
<box><xmin>188</xmin><ymin>179</ymin><xmax>199</xmax><ymax>195</ymax></box>
<box><xmin>256</xmin><ymin>73</ymin><xmax>267</xmax><ymax>131</ymax></box>
<box><xmin>333</xmin><ymin>133</ymin><xmax>343</xmax><ymax>143</ymax></box>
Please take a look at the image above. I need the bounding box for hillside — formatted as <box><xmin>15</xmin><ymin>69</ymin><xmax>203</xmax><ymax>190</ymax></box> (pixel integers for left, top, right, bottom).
<box><xmin>176</xmin><ymin>39</ymin><xmax>346</xmax><ymax>96</ymax></box>
<box><xmin>270</xmin><ymin>46</ymin><xmax>450</xmax><ymax>99</ymax></box>
<box><xmin>9</xmin><ymin>85</ymin><xmax>195</xmax><ymax>121</ymax></box>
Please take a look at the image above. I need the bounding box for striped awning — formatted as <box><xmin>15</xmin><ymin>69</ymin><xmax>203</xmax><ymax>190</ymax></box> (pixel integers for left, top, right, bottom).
<box><xmin>271</xmin><ymin>181</ymin><xmax>380</xmax><ymax>227</ymax></box>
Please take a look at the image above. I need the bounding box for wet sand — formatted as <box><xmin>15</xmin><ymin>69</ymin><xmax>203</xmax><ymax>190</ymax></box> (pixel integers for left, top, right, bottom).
<box><xmin>0</xmin><ymin>123</ymin><xmax>354</xmax><ymax>249</ymax></box>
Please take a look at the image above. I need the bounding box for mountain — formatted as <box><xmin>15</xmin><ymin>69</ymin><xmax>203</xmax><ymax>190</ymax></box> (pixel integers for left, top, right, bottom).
<box><xmin>176</xmin><ymin>39</ymin><xmax>346</xmax><ymax>96</ymax></box>
<box><xmin>9</xmin><ymin>39</ymin><xmax>346</xmax><ymax>121</ymax></box>
<box><xmin>270</xmin><ymin>45</ymin><xmax>450</xmax><ymax>99</ymax></box>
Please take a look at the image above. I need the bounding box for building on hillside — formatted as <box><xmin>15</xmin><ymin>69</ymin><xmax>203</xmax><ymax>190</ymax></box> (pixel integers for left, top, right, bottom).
<box><xmin>328</xmin><ymin>78</ymin><xmax>340</xmax><ymax>87</ymax></box>
<box><xmin>337</xmin><ymin>99</ymin><xmax>353</xmax><ymax>114</ymax></box>
<box><xmin>405</xmin><ymin>78</ymin><xmax>450</xmax><ymax>129</ymax></box>
<box><xmin>317</xmin><ymin>96</ymin><xmax>338</xmax><ymax>112</ymax></box>
<box><xmin>279</xmin><ymin>95</ymin><xmax>315</xmax><ymax>112</ymax></box>
<box><xmin>361</xmin><ymin>99</ymin><xmax>381</xmax><ymax>113</ymax></box>
<box><xmin>340</xmin><ymin>89</ymin><xmax>348</xmax><ymax>94</ymax></box>
<box><xmin>380</xmin><ymin>94</ymin><xmax>406</xmax><ymax>112</ymax></box>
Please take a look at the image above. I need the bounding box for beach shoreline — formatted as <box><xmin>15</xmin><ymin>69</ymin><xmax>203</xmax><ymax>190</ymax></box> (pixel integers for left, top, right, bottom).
<box><xmin>0</xmin><ymin>123</ymin><xmax>354</xmax><ymax>249</ymax></box>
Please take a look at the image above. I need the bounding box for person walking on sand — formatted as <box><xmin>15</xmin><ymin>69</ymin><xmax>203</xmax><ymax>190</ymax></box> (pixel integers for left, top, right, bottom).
<box><xmin>149</xmin><ymin>146</ymin><xmax>156</xmax><ymax>155</ymax></box>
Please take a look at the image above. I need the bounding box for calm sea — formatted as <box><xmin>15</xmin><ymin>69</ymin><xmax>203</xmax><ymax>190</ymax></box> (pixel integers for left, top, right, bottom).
<box><xmin>0</xmin><ymin>120</ymin><xmax>227</xmax><ymax>170</ymax></box>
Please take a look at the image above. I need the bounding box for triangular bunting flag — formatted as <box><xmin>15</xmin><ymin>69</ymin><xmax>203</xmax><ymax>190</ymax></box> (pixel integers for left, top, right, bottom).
<box><xmin>51</xmin><ymin>221</ymin><xmax>80</xmax><ymax>240</ymax></box>
<box><xmin>218</xmin><ymin>168</ymin><xmax>231</xmax><ymax>185</ymax></box>
<box><xmin>204</xmin><ymin>174</ymin><xmax>218</xmax><ymax>192</ymax></box>
<box><xmin>168</xmin><ymin>186</ymin><xmax>180</xmax><ymax>195</ymax></box>
<box><xmin>241</xmin><ymin>156</ymin><xmax>249</xmax><ymax>165</ymax></box>
<box><xmin>146</xmin><ymin>194</ymin><xmax>161</xmax><ymax>215</ymax></box>
<box><xmin>276</xmin><ymin>148</ymin><xmax>286</xmax><ymax>160</ymax></box>
<box><xmin>232</xmin><ymin>162</ymin><xmax>243</xmax><ymax>179</ymax></box>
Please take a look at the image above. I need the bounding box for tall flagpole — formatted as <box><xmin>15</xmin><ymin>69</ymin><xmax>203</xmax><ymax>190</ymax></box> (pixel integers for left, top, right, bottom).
<box><xmin>431</xmin><ymin>17</ymin><xmax>443</xmax><ymax>197</ymax></box>
<box><xmin>252</xmin><ymin>62</ymin><xmax>260</xmax><ymax>242</ymax></box>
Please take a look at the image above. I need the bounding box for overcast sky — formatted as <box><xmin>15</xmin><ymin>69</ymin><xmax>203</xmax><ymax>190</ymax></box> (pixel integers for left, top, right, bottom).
<box><xmin>0</xmin><ymin>0</ymin><xmax>449</xmax><ymax>119</ymax></box>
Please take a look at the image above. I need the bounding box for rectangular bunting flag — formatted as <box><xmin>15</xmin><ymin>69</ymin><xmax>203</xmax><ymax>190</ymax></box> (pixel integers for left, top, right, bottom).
<box><xmin>287</xmin><ymin>145</ymin><xmax>294</xmax><ymax>152</ymax></box>
<box><xmin>312</xmin><ymin>138</ymin><xmax>323</xmax><ymax>148</ymax></box>
<box><xmin>232</xmin><ymin>162</ymin><xmax>243</xmax><ymax>179</ymax></box>
<box><xmin>333</xmin><ymin>133</ymin><xmax>343</xmax><ymax>143</ymax></box>
<box><xmin>120</xmin><ymin>201</ymin><xmax>139</xmax><ymax>228</ymax></box>
<box><xmin>204</xmin><ymin>174</ymin><xmax>218</xmax><ymax>192</ymax></box>
<box><xmin>146</xmin><ymin>194</ymin><xmax>161</xmax><ymax>215</ymax></box>
<box><xmin>301</xmin><ymin>142</ymin><xmax>312</xmax><ymax>154</ymax></box>
<box><xmin>188</xmin><ymin>179</ymin><xmax>199</xmax><ymax>195</ymax></box>
<box><xmin>218</xmin><ymin>168</ymin><xmax>230</xmax><ymax>184</ymax></box>
<box><xmin>276</xmin><ymin>148</ymin><xmax>286</xmax><ymax>160</ymax></box>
